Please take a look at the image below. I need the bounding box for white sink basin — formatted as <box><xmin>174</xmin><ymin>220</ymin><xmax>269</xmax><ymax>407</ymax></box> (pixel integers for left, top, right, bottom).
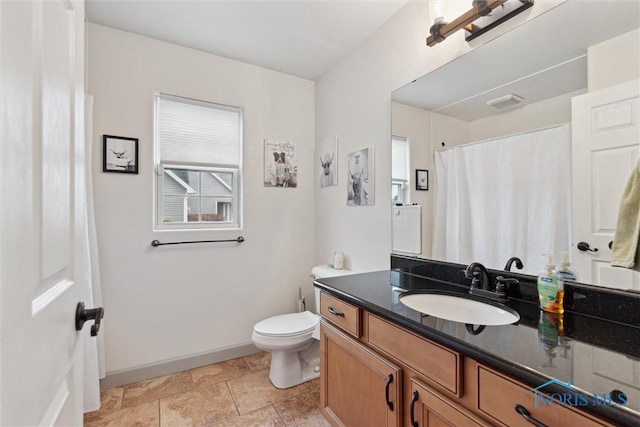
<box><xmin>399</xmin><ymin>292</ymin><xmax>520</xmax><ymax>326</ymax></box>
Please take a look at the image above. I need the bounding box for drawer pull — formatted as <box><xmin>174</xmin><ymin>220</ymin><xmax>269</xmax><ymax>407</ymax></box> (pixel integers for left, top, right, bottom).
<box><xmin>410</xmin><ymin>390</ymin><xmax>419</xmax><ymax>427</ymax></box>
<box><xmin>515</xmin><ymin>405</ymin><xmax>548</xmax><ymax>427</ymax></box>
<box><xmin>385</xmin><ymin>374</ymin><xmax>394</xmax><ymax>411</ymax></box>
<box><xmin>327</xmin><ymin>306</ymin><xmax>345</xmax><ymax>317</ymax></box>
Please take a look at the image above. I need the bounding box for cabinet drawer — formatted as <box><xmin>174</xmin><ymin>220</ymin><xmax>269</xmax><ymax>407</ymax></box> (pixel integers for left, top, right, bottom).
<box><xmin>477</xmin><ymin>366</ymin><xmax>612</xmax><ymax>427</ymax></box>
<box><xmin>367</xmin><ymin>313</ymin><xmax>462</xmax><ymax>396</ymax></box>
<box><xmin>320</xmin><ymin>292</ymin><xmax>360</xmax><ymax>337</ymax></box>
<box><xmin>410</xmin><ymin>379</ymin><xmax>490</xmax><ymax>427</ymax></box>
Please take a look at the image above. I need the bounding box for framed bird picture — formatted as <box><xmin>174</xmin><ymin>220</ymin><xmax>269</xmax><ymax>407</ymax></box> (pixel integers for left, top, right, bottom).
<box><xmin>103</xmin><ymin>135</ymin><xmax>139</xmax><ymax>174</ymax></box>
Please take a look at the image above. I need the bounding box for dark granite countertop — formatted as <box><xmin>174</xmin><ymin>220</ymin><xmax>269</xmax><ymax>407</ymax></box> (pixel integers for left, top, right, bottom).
<box><xmin>314</xmin><ymin>269</ymin><xmax>640</xmax><ymax>426</ymax></box>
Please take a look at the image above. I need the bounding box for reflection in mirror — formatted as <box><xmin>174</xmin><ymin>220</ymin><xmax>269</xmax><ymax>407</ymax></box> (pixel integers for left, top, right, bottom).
<box><xmin>391</xmin><ymin>1</ymin><xmax>640</xmax><ymax>290</ymax></box>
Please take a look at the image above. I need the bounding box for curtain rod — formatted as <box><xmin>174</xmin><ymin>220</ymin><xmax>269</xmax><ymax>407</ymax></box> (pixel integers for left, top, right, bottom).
<box><xmin>437</xmin><ymin>122</ymin><xmax>569</xmax><ymax>153</ymax></box>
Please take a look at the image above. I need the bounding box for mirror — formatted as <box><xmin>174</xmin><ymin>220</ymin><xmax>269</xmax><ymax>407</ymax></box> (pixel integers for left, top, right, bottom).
<box><xmin>391</xmin><ymin>1</ymin><xmax>640</xmax><ymax>288</ymax></box>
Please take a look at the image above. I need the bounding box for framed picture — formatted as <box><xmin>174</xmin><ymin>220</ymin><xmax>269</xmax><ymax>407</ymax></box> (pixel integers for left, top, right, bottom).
<box><xmin>318</xmin><ymin>136</ymin><xmax>338</xmax><ymax>188</ymax></box>
<box><xmin>416</xmin><ymin>169</ymin><xmax>429</xmax><ymax>190</ymax></box>
<box><xmin>103</xmin><ymin>135</ymin><xmax>138</xmax><ymax>174</ymax></box>
<box><xmin>264</xmin><ymin>139</ymin><xmax>297</xmax><ymax>188</ymax></box>
<box><xmin>347</xmin><ymin>147</ymin><xmax>374</xmax><ymax>206</ymax></box>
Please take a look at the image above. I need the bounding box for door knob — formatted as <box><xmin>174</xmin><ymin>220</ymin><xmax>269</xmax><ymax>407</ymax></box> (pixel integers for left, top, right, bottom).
<box><xmin>577</xmin><ymin>242</ymin><xmax>598</xmax><ymax>252</ymax></box>
<box><xmin>75</xmin><ymin>302</ymin><xmax>104</xmax><ymax>337</ymax></box>
<box><xmin>609</xmin><ymin>241</ymin><xmax>613</xmax><ymax>250</ymax></box>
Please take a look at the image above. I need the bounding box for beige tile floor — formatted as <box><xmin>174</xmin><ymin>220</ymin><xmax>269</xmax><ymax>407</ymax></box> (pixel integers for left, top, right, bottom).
<box><xmin>84</xmin><ymin>352</ymin><xmax>331</xmax><ymax>427</ymax></box>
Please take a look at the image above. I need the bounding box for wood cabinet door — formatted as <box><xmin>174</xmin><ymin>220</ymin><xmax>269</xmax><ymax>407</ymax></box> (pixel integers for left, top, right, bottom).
<box><xmin>320</xmin><ymin>321</ymin><xmax>402</xmax><ymax>427</ymax></box>
<box><xmin>410</xmin><ymin>379</ymin><xmax>490</xmax><ymax>427</ymax></box>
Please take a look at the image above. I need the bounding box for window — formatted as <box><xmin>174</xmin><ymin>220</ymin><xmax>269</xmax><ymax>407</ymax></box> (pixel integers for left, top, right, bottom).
<box><xmin>155</xmin><ymin>94</ymin><xmax>242</xmax><ymax>229</ymax></box>
<box><xmin>392</xmin><ymin>136</ymin><xmax>409</xmax><ymax>204</ymax></box>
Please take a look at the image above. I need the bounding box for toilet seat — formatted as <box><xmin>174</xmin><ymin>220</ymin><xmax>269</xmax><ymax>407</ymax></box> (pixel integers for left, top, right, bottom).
<box><xmin>253</xmin><ymin>311</ymin><xmax>319</xmax><ymax>337</ymax></box>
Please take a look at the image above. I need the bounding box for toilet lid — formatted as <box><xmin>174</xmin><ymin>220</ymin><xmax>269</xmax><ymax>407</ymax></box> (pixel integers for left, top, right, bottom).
<box><xmin>254</xmin><ymin>311</ymin><xmax>319</xmax><ymax>337</ymax></box>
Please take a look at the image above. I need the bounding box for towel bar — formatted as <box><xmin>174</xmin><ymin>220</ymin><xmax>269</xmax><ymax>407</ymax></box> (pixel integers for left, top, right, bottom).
<box><xmin>151</xmin><ymin>236</ymin><xmax>245</xmax><ymax>247</ymax></box>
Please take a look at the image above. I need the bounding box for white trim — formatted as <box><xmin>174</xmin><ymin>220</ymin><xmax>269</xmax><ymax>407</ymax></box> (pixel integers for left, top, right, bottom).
<box><xmin>100</xmin><ymin>341</ymin><xmax>258</xmax><ymax>389</ymax></box>
<box><xmin>31</xmin><ymin>278</ymin><xmax>74</xmax><ymax>315</ymax></box>
<box><xmin>158</xmin><ymin>92</ymin><xmax>242</xmax><ymax>115</ymax></box>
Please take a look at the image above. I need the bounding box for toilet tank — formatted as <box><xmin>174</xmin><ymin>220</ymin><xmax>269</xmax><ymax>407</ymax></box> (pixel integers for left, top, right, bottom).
<box><xmin>311</xmin><ymin>265</ymin><xmax>352</xmax><ymax>313</ymax></box>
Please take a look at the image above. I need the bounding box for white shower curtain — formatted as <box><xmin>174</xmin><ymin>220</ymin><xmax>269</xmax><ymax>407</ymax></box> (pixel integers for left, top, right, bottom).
<box><xmin>432</xmin><ymin>124</ymin><xmax>571</xmax><ymax>275</ymax></box>
<box><xmin>83</xmin><ymin>95</ymin><xmax>106</xmax><ymax>412</ymax></box>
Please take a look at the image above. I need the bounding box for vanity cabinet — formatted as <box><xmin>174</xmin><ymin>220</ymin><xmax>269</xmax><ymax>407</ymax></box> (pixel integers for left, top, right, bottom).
<box><xmin>320</xmin><ymin>321</ymin><xmax>402</xmax><ymax>427</ymax></box>
<box><xmin>410</xmin><ymin>379</ymin><xmax>489</xmax><ymax>427</ymax></box>
<box><xmin>318</xmin><ymin>290</ymin><xmax>617</xmax><ymax>427</ymax></box>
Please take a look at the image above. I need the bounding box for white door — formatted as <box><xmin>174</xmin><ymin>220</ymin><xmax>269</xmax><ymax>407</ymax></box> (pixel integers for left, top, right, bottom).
<box><xmin>1</xmin><ymin>0</ymin><xmax>88</xmax><ymax>425</ymax></box>
<box><xmin>572</xmin><ymin>79</ymin><xmax>640</xmax><ymax>290</ymax></box>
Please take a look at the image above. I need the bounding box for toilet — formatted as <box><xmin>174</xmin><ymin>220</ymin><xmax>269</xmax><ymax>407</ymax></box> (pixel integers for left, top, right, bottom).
<box><xmin>251</xmin><ymin>265</ymin><xmax>351</xmax><ymax>389</ymax></box>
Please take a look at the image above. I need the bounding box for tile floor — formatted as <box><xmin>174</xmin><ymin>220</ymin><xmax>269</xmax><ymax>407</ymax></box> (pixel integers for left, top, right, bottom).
<box><xmin>84</xmin><ymin>352</ymin><xmax>331</xmax><ymax>427</ymax></box>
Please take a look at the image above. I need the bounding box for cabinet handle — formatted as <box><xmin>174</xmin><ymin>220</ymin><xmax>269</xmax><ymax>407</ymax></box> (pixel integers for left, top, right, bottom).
<box><xmin>410</xmin><ymin>390</ymin><xmax>419</xmax><ymax>427</ymax></box>
<box><xmin>385</xmin><ymin>374</ymin><xmax>394</xmax><ymax>411</ymax></box>
<box><xmin>327</xmin><ymin>306</ymin><xmax>345</xmax><ymax>317</ymax></box>
<box><xmin>515</xmin><ymin>405</ymin><xmax>548</xmax><ymax>427</ymax></box>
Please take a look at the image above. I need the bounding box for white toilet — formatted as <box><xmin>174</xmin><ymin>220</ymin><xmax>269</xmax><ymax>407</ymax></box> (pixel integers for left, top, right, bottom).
<box><xmin>252</xmin><ymin>265</ymin><xmax>351</xmax><ymax>389</ymax></box>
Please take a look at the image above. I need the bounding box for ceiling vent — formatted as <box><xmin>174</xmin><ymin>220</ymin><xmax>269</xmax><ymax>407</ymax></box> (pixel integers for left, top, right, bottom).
<box><xmin>486</xmin><ymin>94</ymin><xmax>524</xmax><ymax>110</ymax></box>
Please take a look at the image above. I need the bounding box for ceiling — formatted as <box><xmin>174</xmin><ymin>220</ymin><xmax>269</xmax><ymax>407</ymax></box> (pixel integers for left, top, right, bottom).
<box><xmin>85</xmin><ymin>0</ymin><xmax>408</xmax><ymax>80</ymax></box>
<box><xmin>392</xmin><ymin>1</ymin><xmax>640</xmax><ymax>121</ymax></box>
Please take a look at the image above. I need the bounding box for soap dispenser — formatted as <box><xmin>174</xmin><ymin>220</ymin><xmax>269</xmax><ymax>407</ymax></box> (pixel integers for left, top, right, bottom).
<box><xmin>556</xmin><ymin>252</ymin><xmax>579</xmax><ymax>282</ymax></box>
<box><xmin>537</xmin><ymin>254</ymin><xmax>564</xmax><ymax>313</ymax></box>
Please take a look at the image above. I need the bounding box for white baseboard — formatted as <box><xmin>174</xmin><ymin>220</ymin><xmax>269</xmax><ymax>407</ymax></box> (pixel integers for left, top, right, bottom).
<box><xmin>100</xmin><ymin>341</ymin><xmax>260</xmax><ymax>390</ymax></box>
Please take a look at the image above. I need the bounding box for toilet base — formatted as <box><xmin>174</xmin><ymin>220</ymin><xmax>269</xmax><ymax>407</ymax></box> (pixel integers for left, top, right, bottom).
<box><xmin>269</xmin><ymin>340</ymin><xmax>320</xmax><ymax>389</ymax></box>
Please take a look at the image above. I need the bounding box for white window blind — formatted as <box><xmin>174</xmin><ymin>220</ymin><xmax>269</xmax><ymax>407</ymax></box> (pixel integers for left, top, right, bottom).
<box><xmin>157</xmin><ymin>94</ymin><xmax>241</xmax><ymax>166</ymax></box>
<box><xmin>392</xmin><ymin>136</ymin><xmax>409</xmax><ymax>182</ymax></box>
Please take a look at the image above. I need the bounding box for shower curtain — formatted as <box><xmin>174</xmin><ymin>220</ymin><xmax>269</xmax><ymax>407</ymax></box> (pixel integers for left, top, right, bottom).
<box><xmin>432</xmin><ymin>124</ymin><xmax>571</xmax><ymax>275</ymax></box>
<box><xmin>83</xmin><ymin>95</ymin><xmax>106</xmax><ymax>412</ymax></box>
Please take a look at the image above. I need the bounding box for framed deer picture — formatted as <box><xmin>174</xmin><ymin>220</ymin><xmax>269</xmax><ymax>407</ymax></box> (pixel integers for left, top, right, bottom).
<box><xmin>347</xmin><ymin>147</ymin><xmax>374</xmax><ymax>206</ymax></box>
<box><xmin>103</xmin><ymin>135</ymin><xmax>138</xmax><ymax>174</ymax></box>
<box><xmin>318</xmin><ymin>137</ymin><xmax>338</xmax><ymax>188</ymax></box>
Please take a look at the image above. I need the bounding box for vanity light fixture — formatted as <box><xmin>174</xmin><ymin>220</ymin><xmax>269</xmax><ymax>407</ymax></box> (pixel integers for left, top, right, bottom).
<box><xmin>486</xmin><ymin>94</ymin><xmax>524</xmax><ymax>109</ymax></box>
<box><xmin>427</xmin><ymin>0</ymin><xmax>534</xmax><ymax>47</ymax></box>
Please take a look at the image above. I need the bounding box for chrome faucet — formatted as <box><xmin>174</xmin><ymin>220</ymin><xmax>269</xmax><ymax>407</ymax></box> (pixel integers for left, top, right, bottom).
<box><xmin>504</xmin><ymin>257</ymin><xmax>524</xmax><ymax>272</ymax></box>
<box><xmin>464</xmin><ymin>262</ymin><xmax>491</xmax><ymax>291</ymax></box>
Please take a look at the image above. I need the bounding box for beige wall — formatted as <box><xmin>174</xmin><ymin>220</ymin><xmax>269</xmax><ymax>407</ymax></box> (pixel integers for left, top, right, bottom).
<box><xmin>588</xmin><ymin>29</ymin><xmax>640</xmax><ymax>92</ymax></box>
<box><xmin>88</xmin><ymin>24</ymin><xmax>316</xmax><ymax>374</ymax></box>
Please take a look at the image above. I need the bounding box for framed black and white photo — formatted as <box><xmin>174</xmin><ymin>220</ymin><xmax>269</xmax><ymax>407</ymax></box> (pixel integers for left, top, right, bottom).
<box><xmin>347</xmin><ymin>147</ymin><xmax>374</xmax><ymax>206</ymax></box>
<box><xmin>264</xmin><ymin>139</ymin><xmax>297</xmax><ymax>187</ymax></box>
<box><xmin>103</xmin><ymin>135</ymin><xmax>138</xmax><ymax>174</ymax></box>
<box><xmin>416</xmin><ymin>169</ymin><xmax>429</xmax><ymax>191</ymax></box>
<box><xmin>318</xmin><ymin>136</ymin><xmax>338</xmax><ymax>188</ymax></box>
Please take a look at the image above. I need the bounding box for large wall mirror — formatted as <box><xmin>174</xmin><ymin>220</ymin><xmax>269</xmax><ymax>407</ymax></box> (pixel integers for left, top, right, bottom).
<box><xmin>391</xmin><ymin>1</ymin><xmax>640</xmax><ymax>290</ymax></box>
